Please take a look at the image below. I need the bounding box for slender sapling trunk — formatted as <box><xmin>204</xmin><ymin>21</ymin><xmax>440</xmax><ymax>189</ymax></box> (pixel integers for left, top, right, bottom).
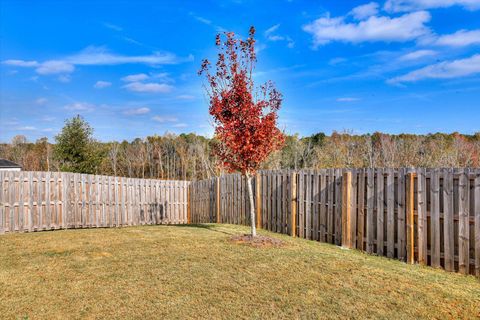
<box><xmin>246</xmin><ymin>173</ymin><xmax>257</xmax><ymax>237</ymax></box>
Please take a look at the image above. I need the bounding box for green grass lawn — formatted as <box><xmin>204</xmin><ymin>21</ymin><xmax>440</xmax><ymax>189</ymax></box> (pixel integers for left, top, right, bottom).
<box><xmin>1</xmin><ymin>224</ymin><xmax>479</xmax><ymax>319</ymax></box>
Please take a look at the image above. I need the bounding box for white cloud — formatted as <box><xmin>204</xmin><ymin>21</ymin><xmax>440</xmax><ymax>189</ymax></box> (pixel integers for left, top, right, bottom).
<box><xmin>264</xmin><ymin>24</ymin><xmax>295</xmax><ymax>48</ymax></box>
<box><xmin>384</xmin><ymin>0</ymin><xmax>480</xmax><ymax>12</ymax></box>
<box><xmin>67</xmin><ymin>46</ymin><xmax>192</xmax><ymax>66</ymax></box>
<box><xmin>41</xmin><ymin>116</ymin><xmax>55</xmax><ymax>122</ymax></box>
<box><xmin>35</xmin><ymin>98</ymin><xmax>48</xmax><ymax>105</ymax></box>
<box><xmin>2</xmin><ymin>46</ymin><xmax>193</xmax><ymax>76</ymax></box>
<box><xmin>399</xmin><ymin>49</ymin><xmax>437</xmax><ymax>61</ymax></box>
<box><xmin>123</xmin><ymin>107</ymin><xmax>150</xmax><ymax>115</ymax></box>
<box><xmin>177</xmin><ymin>94</ymin><xmax>196</xmax><ymax>100</ymax></box>
<box><xmin>329</xmin><ymin>57</ymin><xmax>347</xmax><ymax>65</ymax></box>
<box><xmin>303</xmin><ymin>11</ymin><xmax>431</xmax><ymax>46</ymax></box>
<box><xmin>350</xmin><ymin>2</ymin><xmax>379</xmax><ymax>20</ymax></box>
<box><xmin>57</xmin><ymin>75</ymin><xmax>71</xmax><ymax>83</ymax></box>
<box><xmin>173</xmin><ymin>123</ymin><xmax>188</xmax><ymax>128</ymax></box>
<box><xmin>103</xmin><ymin>22</ymin><xmax>122</xmax><ymax>31</ymax></box>
<box><xmin>3</xmin><ymin>60</ymin><xmax>39</xmax><ymax>67</ymax></box>
<box><xmin>17</xmin><ymin>126</ymin><xmax>36</xmax><ymax>131</ymax></box>
<box><xmin>64</xmin><ymin>102</ymin><xmax>95</xmax><ymax>111</ymax></box>
<box><xmin>123</xmin><ymin>82</ymin><xmax>173</xmax><ymax>93</ymax></box>
<box><xmin>152</xmin><ymin>116</ymin><xmax>178</xmax><ymax>122</ymax></box>
<box><xmin>121</xmin><ymin>73</ymin><xmax>149</xmax><ymax>82</ymax></box>
<box><xmin>388</xmin><ymin>54</ymin><xmax>480</xmax><ymax>83</ymax></box>
<box><xmin>36</xmin><ymin>60</ymin><xmax>75</xmax><ymax>75</ymax></box>
<box><xmin>434</xmin><ymin>29</ymin><xmax>480</xmax><ymax>47</ymax></box>
<box><xmin>336</xmin><ymin>97</ymin><xmax>361</xmax><ymax>102</ymax></box>
<box><xmin>94</xmin><ymin>80</ymin><xmax>112</xmax><ymax>88</ymax></box>
<box><xmin>265</xmin><ymin>24</ymin><xmax>280</xmax><ymax>36</ymax></box>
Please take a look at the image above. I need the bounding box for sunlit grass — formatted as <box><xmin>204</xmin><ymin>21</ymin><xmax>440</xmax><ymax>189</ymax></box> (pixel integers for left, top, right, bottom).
<box><xmin>1</xmin><ymin>224</ymin><xmax>479</xmax><ymax>319</ymax></box>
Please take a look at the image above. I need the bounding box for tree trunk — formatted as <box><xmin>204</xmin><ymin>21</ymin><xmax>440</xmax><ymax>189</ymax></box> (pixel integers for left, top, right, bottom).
<box><xmin>246</xmin><ymin>173</ymin><xmax>257</xmax><ymax>237</ymax></box>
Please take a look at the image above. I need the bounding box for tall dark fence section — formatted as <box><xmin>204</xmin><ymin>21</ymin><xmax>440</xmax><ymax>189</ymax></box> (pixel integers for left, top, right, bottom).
<box><xmin>190</xmin><ymin>168</ymin><xmax>480</xmax><ymax>277</ymax></box>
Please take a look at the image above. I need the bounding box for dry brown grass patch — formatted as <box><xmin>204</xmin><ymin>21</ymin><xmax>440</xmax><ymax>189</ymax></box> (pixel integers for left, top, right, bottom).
<box><xmin>230</xmin><ymin>234</ymin><xmax>285</xmax><ymax>248</ymax></box>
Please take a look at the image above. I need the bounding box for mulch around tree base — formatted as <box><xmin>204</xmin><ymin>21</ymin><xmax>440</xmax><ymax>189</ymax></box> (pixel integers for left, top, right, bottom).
<box><xmin>229</xmin><ymin>234</ymin><xmax>285</xmax><ymax>248</ymax></box>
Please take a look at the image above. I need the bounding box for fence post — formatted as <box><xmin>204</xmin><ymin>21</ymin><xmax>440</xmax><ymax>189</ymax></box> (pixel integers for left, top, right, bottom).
<box><xmin>291</xmin><ymin>171</ymin><xmax>297</xmax><ymax>237</ymax></box>
<box><xmin>187</xmin><ymin>182</ymin><xmax>191</xmax><ymax>224</ymax></box>
<box><xmin>342</xmin><ymin>171</ymin><xmax>352</xmax><ymax>248</ymax></box>
<box><xmin>216</xmin><ymin>177</ymin><xmax>221</xmax><ymax>224</ymax></box>
<box><xmin>406</xmin><ymin>171</ymin><xmax>415</xmax><ymax>264</ymax></box>
<box><xmin>255</xmin><ymin>172</ymin><xmax>261</xmax><ymax>229</ymax></box>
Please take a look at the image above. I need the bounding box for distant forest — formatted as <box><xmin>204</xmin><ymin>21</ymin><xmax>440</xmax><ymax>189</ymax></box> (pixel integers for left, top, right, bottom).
<box><xmin>1</xmin><ymin>117</ymin><xmax>479</xmax><ymax>180</ymax></box>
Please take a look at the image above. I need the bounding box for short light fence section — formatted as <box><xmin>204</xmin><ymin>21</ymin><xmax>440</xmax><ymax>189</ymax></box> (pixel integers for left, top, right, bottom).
<box><xmin>190</xmin><ymin>168</ymin><xmax>480</xmax><ymax>277</ymax></box>
<box><xmin>0</xmin><ymin>171</ymin><xmax>189</xmax><ymax>233</ymax></box>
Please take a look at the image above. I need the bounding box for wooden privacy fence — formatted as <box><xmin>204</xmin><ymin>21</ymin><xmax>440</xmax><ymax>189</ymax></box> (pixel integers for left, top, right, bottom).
<box><xmin>190</xmin><ymin>168</ymin><xmax>480</xmax><ymax>276</ymax></box>
<box><xmin>2</xmin><ymin>168</ymin><xmax>479</xmax><ymax>277</ymax></box>
<box><xmin>0</xmin><ymin>171</ymin><xmax>189</xmax><ymax>233</ymax></box>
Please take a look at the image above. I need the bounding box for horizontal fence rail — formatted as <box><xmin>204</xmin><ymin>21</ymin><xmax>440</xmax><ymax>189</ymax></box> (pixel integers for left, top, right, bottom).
<box><xmin>190</xmin><ymin>168</ymin><xmax>480</xmax><ymax>277</ymax></box>
<box><xmin>0</xmin><ymin>171</ymin><xmax>189</xmax><ymax>233</ymax></box>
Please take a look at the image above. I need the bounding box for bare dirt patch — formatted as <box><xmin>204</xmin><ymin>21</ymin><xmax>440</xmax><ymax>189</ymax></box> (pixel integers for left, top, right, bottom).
<box><xmin>229</xmin><ymin>234</ymin><xmax>285</xmax><ymax>248</ymax></box>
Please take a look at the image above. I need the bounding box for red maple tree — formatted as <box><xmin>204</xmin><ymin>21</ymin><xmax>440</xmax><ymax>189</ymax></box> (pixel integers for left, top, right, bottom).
<box><xmin>199</xmin><ymin>26</ymin><xmax>285</xmax><ymax>236</ymax></box>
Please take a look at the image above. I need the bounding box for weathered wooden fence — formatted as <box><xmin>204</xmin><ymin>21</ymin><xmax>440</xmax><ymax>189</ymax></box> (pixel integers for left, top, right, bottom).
<box><xmin>190</xmin><ymin>168</ymin><xmax>480</xmax><ymax>276</ymax></box>
<box><xmin>0</xmin><ymin>171</ymin><xmax>189</xmax><ymax>233</ymax></box>
<box><xmin>2</xmin><ymin>168</ymin><xmax>479</xmax><ymax>276</ymax></box>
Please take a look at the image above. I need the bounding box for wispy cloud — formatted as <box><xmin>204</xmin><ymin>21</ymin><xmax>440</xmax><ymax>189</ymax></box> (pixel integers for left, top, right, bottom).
<box><xmin>123</xmin><ymin>82</ymin><xmax>173</xmax><ymax>93</ymax></box>
<box><xmin>190</xmin><ymin>13</ymin><xmax>211</xmax><ymax>25</ymax></box>
<box><xmin>398</xmin><ymin>49</ymin><xmax>437</xmax><ymax>61</ymax></box>
<box><xmin>384</xmin><ymin>0</ymin><xmax>480</xmax><ymax>12</ymax></box>
<box><xmin>152</xmin><ymin>116</ymin><xmax>178</xmax><ymax>122</ymax></box>
<box><xmin>57</xmin><ymin>74</ymin><xmax>71</xmax><ymax>83</ymax></box>
<box><xmin>172</xmin><ymin>123</ymin><xmax>188</xmax><ymax>128</ymax></box>
<box><xmin>67</xmin><ymin>46</ymin><xmax>192</xmax><ymax>66</ymax></box>
<box><xmin>189</xmin><ymin>12</ymin><xmax>225</xmax><ymax>31</ymax></box>
<box><xmin>3</xmin><ymin>60</ymin><xmax>39</xmax><ymax>67</ymax></box>
<box><xmin>176</xmin><ymin>94</ymin><xmax>196</xmax><ymax>100</ymax></box>
<box><xmin>103</xmin><ymin>22</ymin><xmax>123</xmax><ymax>31</ymax></box>
<box><xmin>37</xmin><ymin>60</ymin><xmax>75</xmax><ymax>75</ymax></box>
<box><xmin>94</xmin><ymin>80</ymin><xmax>112</xmax><ymax>88</ymax></box>
<box><xmin>336</xmin><ymin>97</ymin><xmax>361</xmax><ymax>102</ymax></box>
<box><xmin>17</xmin><ymin>126</ymin><xmax>36</xmax><ymax>131</ymax></box>
<box><xmin>123</xmin><ymin>107</ymin><xmax>150</xmax><ymax>115</ymax></box>
<box><xmin>64</xmin><ymin>102</ymin><xmax>95</xmax><ymax>111</ymax></box>
<box><xmin>264</xmin><ymin>24</ymin><xmax>295</xmax><ymax>48</ymax></box>
<box><xmin>303</xmin><ymin>11</ymin><xmax>431</xmax><ymax>47</ymax></box>
<box><xmin>35</xmin><ymin>97</ymin><xmax>48</xmax><ymax>105</ymax></box>
<box><xmin>388</xmin><ymin>54</ymin><xmax>480</xmax><ymax>83</ymax></box>
<box><xmin>2</xmin><ymin>46</ymin><xmax>193</xmax><ymax>75</ymax></box>
<box><xmin>121</xmin><ymin>73</ymin><xmax>149</xmax><ymax>82</ymax></box>
<box><xmin>265</xmin><ymin>24</ymin><xmax>280</xmax><ymax>36</ymax></box>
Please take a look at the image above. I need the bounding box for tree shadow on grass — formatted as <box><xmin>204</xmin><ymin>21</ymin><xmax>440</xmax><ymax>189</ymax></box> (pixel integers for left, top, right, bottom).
<box><xmin>170</xmin><ymin>223</ymin><xmax>238</xmax><ymax>235</ymax></box>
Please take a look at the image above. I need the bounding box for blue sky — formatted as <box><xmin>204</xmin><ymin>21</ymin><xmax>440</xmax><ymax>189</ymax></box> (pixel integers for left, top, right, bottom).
<box><xmin>1</xmin><ymin>0</ymin><xmax>480</xmax><ymax>142</ymax></box>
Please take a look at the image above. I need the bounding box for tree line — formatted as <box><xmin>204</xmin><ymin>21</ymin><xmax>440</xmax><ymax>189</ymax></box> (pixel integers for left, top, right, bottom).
<box><xmin>1</xmin><ymin>116</ymin><xmax>479</xmax><ymax>180</ymax></box>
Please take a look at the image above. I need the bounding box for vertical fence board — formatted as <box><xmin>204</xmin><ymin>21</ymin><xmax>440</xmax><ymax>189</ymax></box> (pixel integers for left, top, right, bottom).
<box><xmin>357</xmin><ymin>169</ymin><xmax>365</xmax><ymax>250</ymax></box>
<box><xmin>430</xmin><ymin>169</ymin><xmax>441</xmax><ymax>268</ymax></box>
<box><xmin>458</xmin><ymin>168</ymin><xmax>470</xmax><ymax>274</ymax></box>
<box><xmin>406</xmin><ymin>171</ymin><xmax>415</xmax><ymax>264</ymax></box>
<box><xmin>474</xmin><ymin>168</ymin><xmax>480</xmax><ymax>277</ymax></box>
<box><xmin>417</xmin><ymin>168</ymin><xmax>427</xmax><ymax>265</ymax></box>
<box><xmin>335</xmin><ymin>169</ymin><xmax>343</xmax><ymax>246</ymax></box>
<box><xmin>319</xmin><ymin>170</ymin><xmax>327</xmax><ymax>242</ymax></box>
<box><xmin>386</xmin><ymin>168</ymin><xmax>395</xmax><ymax>258</ymax></box>
<box><xmin>397</xmin><ymin>168</ymin><xmax>406</xmax><ymax>261</ymax></box>
<box><xmin>366</xmin><ymin>168</ymin><xmax>375</xmax><ymax>253</ymax></box>
<box><xmin>376</xmin><ymin>168</ymin><xmax>385</xmax><ymax>256</ymax></box>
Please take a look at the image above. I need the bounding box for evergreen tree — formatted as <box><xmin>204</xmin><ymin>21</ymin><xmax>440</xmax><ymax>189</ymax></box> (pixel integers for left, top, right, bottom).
<box><xmin>54</xmin><ymin>115</ymin><xmax>100</xmax><ymax>173</ymax></box>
